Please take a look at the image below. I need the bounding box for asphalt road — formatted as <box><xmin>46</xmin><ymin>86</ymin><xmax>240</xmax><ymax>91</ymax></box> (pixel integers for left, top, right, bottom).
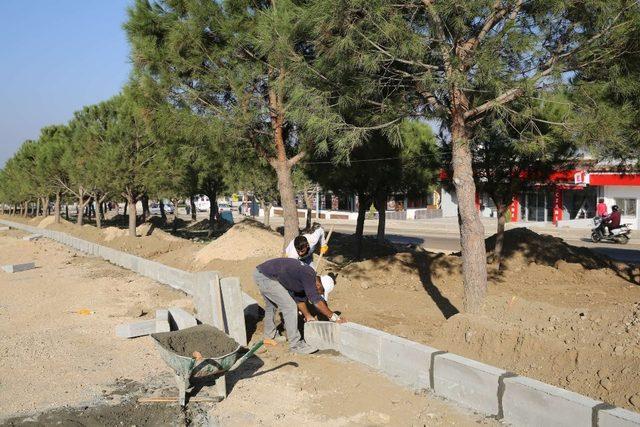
<box><xmin>258</xmin><ymin>215</ymin><xmax>640</xmax><ymax>264</ymax></box>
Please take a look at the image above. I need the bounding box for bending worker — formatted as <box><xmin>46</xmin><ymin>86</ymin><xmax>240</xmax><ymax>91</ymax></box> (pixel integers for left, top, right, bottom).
<box><xmin>285</xmin><ymin>222</ymin><xmax>328</xmax><ymax>268</ymax></box>
<box><xmin>254</xmin><ymin>257</ymin><xmax>345</xmax><ymax>354</ymax></box>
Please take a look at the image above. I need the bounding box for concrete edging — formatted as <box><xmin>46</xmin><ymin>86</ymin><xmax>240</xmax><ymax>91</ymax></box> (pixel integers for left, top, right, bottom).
<box><xmin>304</xmin><ymin>320</ymin><xmax>640</xmax><ymax>426</ymax></box>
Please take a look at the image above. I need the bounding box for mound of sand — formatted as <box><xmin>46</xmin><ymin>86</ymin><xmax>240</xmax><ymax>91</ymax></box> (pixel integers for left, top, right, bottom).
<box><xmin>486</xmin><ymin>227</ymin><xmax>612</xmax><ymax>269</ymax></box>
<box><xmin>103</xmin><ymin>226</ymin><xmax>127</xmax><ymax>242</ymax></box>
<box><xmin>37</xmin><ymin>216</ymin><xmax>71</xmax><ymax>228</ymax></box>
<box><xmin>194</xmin><ymin>221</ymin><xmax>282</xmax><ymax>263</ymax></box>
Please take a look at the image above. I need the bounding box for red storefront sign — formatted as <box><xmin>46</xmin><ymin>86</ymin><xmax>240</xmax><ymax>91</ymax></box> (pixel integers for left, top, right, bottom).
<box><xmin>552</xmin><ymin>187</ymin><xmax>563</xmax><ymax>224</ymax></box>
<box><xmin>588</xmin><ymin>173</ymin><xmax>640</xmax><ymax>186</ymax></box>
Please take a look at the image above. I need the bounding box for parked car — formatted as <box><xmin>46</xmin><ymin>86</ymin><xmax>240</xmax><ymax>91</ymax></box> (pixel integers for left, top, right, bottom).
<box><xmin>149</xmin><ymin>202</ymin><xmax>175</xmax><ymax>215</ymax></box>
<box><xmin>195</xmin><ymin>195</ymin><xmax>210</xmax><ymax>212</ymax></box>
<box><xmin>218</xmin><ymin>202</ymin><xmax>232</xmax><ymax>213</ymax></box>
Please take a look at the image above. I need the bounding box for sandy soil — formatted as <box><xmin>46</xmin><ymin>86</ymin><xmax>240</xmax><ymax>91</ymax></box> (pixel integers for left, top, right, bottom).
<box><xmin>0</xmin><ymin>232</ymin><xmax>493</xmax><ymax>426</ymax></box>
<box><xmin>4</xmin><ymin>214</ymin><xmax>640</xmax><ymax>411</ymax></box>
<box><xmin>0</xmin><ymin>231</ymin><xmax>194</xmax><ymax>417</ymax></box>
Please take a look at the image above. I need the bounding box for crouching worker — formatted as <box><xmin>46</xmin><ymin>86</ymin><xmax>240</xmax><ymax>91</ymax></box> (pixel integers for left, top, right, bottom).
<box><xmin>253</xmin><ymin>257</ymin><xmax>346</xmax><ymax>354</ymax></box>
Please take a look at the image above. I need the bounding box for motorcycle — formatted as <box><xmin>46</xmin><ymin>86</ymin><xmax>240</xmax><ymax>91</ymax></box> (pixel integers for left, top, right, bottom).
<box><xmin>591</xmin><ymin>216</ymin><xmax>631</xmax><ymax>244</ymax></box>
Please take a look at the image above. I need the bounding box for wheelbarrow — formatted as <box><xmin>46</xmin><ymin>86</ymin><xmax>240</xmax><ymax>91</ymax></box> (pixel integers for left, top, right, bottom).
<box><xmin>151</xmin><ymin>335</ymin><xmax>264</xmax><ymax>406</ymax></box>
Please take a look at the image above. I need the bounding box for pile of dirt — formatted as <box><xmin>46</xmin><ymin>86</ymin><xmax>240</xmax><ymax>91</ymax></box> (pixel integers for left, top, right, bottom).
<box><xmin>37</xmin><ymin>216</ymin><xmax>71</xmax><ymax>228</ymax></box>
<box><xmin>486</xmin><ymin>227</ymin><xmax>611</xmax><ymax>269</ymax></box>
<box><xmin>103</xmin><ymin>226</ymin><xmax>127</xmax><ymax>241</ymax></box>
<box><xmin>152</xmin><ymin>324</ymin><xmax>239</xmax><ymax>358</ymax></box>
<box><xmin>194</xmin><ymin>221</ymin><xmax>282</xmax><ymax>263</ymax></box>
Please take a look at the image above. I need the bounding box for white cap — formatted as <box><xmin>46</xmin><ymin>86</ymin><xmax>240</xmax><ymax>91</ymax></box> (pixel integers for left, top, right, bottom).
<box><xmin>320</xmin><ymin>275</ymin><xmax>335</xmax><ymax>301</ymax></box>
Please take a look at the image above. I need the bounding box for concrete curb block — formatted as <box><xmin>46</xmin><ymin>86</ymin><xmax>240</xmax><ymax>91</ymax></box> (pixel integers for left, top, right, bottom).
<box><xmin>304</xmin><ymin>321</ymin><xmax>339</xmax><ymax>350</ymax></box>
<box><xmin>2</xmin><ymin>262</ymin><xmax>36</xmax><ymax>273</ymax></box>
<box><xmin>2</xmin><ymin>218</ymin><xmax>639</xmax><ymax>426</ymax></box>
<box><xmin>502</xmin><ymin>376</ymin><xmax>602</xmax><ymax>427</ymax></box>
<box><xmin>168</xmin><ymin>307</ymin><xmax>198</xmax><ymax>330</ymax></box>
<box><xmin>433</xmin><ymin>352</ymin><xmax>507</xmax><ymax>416</ymax></box>
<box><xmin>599</xmin><ymin>407</ymin><xmax>640</xmax><ymax>427</ymax></box>
<box><xmin>380</xmin><ymin>333</ymin><xmax>435</xmax><ymax>391</ymax></box>
<box><xmin>338</xmin><ymin>323</ymin><xmax>384</xmax><ymax>369</ymax></box>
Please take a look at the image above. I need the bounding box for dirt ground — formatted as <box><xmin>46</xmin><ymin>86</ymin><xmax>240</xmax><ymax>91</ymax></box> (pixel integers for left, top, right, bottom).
<box><xmin>0</xmin><ymin>231</ymin><xmax>494</xmax><ymax>426</ymax></box>
<box><xmin>4</xmin><ymin>214</ymin><xmax>640</xmax><ymax>411</ymax></box>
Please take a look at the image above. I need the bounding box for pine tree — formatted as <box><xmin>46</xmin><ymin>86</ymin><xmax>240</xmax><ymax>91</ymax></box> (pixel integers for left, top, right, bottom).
<box><xmin>125</xmin><ymin>0</ymin><xmax>346</xmax><ymax>248</ymax></box>
<box><xmin>310</xmin><ymin>0</ymin><xmax>636</xmax><ymax>312</ymax></box>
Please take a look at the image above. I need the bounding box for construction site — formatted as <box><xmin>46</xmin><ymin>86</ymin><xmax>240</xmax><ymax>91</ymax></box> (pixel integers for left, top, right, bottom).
<box><xmin>2</xmin><ymin>1</ymin><xmax>640</xmax><ymax>425</ymax></box>
<box><xmin>1</xmin><ymin>211</ymin><xmax>639</xmax><ymax>426</ymax></box>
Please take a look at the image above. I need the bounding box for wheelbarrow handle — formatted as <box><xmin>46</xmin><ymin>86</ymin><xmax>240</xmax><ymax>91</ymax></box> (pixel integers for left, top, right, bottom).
<box><xmin>231</xmin><ymin>340</ymin><xmax>264</xmax><ymax>371</ymax></box>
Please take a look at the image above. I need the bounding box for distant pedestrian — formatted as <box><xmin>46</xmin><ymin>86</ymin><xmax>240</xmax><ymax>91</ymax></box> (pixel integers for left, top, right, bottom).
<box><xmin>597</xmin><ymin>198</ymin><xmax>608</xmax><ymax>217</ymax></box>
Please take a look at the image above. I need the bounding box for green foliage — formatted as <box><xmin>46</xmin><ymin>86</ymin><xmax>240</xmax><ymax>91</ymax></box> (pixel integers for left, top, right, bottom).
<box><xmin>571</xmin><ymin>5</ymin><xmax>640</xmax><ymax>159</ymax></box>
<box><xmin>307</xmin><ymin>119</ymin><xmax>439</xmax><ymax>202</ymax></box>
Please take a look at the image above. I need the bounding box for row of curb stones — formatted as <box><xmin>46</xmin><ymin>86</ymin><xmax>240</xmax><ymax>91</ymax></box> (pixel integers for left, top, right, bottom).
<box><xmin>304</xmin><ymin>321</ymin><xmax>640</xmax><ymax>427</ymax></box>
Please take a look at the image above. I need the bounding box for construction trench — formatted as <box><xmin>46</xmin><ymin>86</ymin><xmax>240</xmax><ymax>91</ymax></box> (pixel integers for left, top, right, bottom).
<box><xmin>0</xmin><ymin>218</ymin><xmax>639</xmax><ymax>426</ymax></box>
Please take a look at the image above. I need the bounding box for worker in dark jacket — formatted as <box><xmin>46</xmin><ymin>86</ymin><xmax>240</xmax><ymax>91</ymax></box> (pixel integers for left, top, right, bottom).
<box><xmin>253</xmin><ymin>257</ymin><xmax>345</xmax><ymax>354</ymax></box>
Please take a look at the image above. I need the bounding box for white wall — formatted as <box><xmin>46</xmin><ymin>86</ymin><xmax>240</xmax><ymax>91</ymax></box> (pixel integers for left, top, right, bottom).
<box><xmin>603</xmin><ymin>185</ymin><xmax>640</xmax><ymax>227</ymax></box>
<box><xmin>441</xmin><ymin>188</ymin><xmax>458</xmax><ymax>218</ymax></box>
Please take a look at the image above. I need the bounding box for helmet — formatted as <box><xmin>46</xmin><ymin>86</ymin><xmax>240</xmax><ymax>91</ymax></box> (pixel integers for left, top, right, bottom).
<box><xmin>612</xmin><ymin>205</ymin><xmax>619</xmax><ymax>212</ymax></box>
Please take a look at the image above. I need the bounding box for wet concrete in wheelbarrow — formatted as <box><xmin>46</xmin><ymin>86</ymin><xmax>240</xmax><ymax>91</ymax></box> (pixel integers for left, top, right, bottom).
<box><xmin>152</xmin><ymin>324</ymin><xmax>240</xmax><ymax>358</ymax></box>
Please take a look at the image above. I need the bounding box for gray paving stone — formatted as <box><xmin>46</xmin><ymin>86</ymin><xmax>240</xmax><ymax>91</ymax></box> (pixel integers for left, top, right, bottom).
<box><xmin>169</xmin><ymin>307</ymin><xmax>198</xmax><ymax>330</ymax></box>
<box><xmin>220</xmin><ymin>277</ymin><xmax>247</xmax><ymax>346</ymax></box>
<box><xmin>503</xmin><ymin>376</ymin><xmax>601</xmax><ymax>427</ymax></box>
<box><xmin>433</xmin><ymin>352</ymin><xmax>506</xmax><ymax>416</ymax></box>
<box><xmin>338</xmin><ymin>323</ymin><xmax>384</xmax><ymax>369</ymax></box>
<box><xmin>1</xmin><ymin>262</ymin><xmax>36</xmax><ymax>273</ymax></box>
<box><xmin>379</xmin><ymin>333</ymin><xmax>436</xmax><ymax>390</ymax></box>
<box><xmin>115</xmin><ymin>319</ymin><xmax>157</xmax><ymax>338</ymax></box>
<box><xmin>599</xmin><ymin>407</ymin><xmax>640</xmax><ymax>427</ymax></box>
<box><xmin>304</xmin><ymin>321</ymin><xmax>339</xmax><ymax>350</ymax></box>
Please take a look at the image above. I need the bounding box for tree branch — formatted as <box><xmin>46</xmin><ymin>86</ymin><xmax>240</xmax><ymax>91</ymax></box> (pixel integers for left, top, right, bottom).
<box><xmin>288</xmin><ymin>150</ymin><xmax>306</xmax><ymax>167</ymax></box>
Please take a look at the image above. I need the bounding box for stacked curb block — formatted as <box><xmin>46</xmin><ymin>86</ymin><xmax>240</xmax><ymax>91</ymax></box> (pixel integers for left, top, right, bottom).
<box><xmin>304</xmin><ymin>319</ymin><xmax>640</xmax><ymax>427</ymax></box>
<box><xmin>5</xmin><ymin>218</ymin><xmax>639</xmax><ymax>427</ymax></box>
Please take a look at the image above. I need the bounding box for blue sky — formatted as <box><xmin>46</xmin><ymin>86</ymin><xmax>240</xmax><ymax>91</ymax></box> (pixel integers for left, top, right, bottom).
<box><xmin>0</xmin><ymin>1</ymin><xmax>132</xmax><ymax>167</ymax></box>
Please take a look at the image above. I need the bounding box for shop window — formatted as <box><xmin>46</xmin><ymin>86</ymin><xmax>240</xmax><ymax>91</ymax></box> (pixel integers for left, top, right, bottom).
<box><xmin>614</xmin><ymin>198</ymin><xmax>637</xmax><ymax>216</ymax></box>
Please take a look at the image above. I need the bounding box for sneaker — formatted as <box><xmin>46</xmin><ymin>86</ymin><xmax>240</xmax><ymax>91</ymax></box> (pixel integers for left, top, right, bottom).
<box><xmin>290</xmin><ymin>341</ymin><xmax>318</xmax><ymax>354</ymax></box>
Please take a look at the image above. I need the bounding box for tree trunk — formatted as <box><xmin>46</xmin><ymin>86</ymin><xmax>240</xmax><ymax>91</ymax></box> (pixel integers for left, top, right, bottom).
<box><xmin>207</xmin><ymin>191</ymin><xmax>218</xmax><ymax>238</ymax></box>
<box><xmin>189</xmin><ymin>195</ymin><xmax>197</xmax><ymax>221</ymax></box>
<box><xmin>77</xmin><ymin>196</ymin><xmax>85</xmax><ymax>226</ymax></box>
<box><xmin>303</xmin><ymin>190</ymin><xmax>313</xmax><ymax>230</ymax></box>
<box><xmin>159</xmin><ymin>201</ymin><xmax>166</xmax><ymax>223</ymax></box>
<box><xmin>95</xmin><ymin>197</ymin><xmax>103</xmax><ymax>229</ymax></box>
<box><xmin>43</xmin><ymin>197</ymin><xmax>50</xmax><ymax>216</ymax></box>
<box><xmin>171</xmin><ymin>198</ymin><xmax>180</xmax><ymax>233</ymax></box>
<box><xmin>273</xmin><ymin>160</ymin><xmax>299</xmax><ymax>248</ymax></box>
<box><xmin>65</xmin><ymin>203</ymin><xmax>69</xmax><ymax>220</ymax></box>
<box><xmin>355</xmin><ymin>193</ymin><xmax>369</xmax><ymax>259</ymax></box>
<box><xmin>493</xmin><ymin>204</ymin><xmax>507</xmax><ymax>271</ymax></box>
<box><xmin>54</xmin><ymin>192</ymin><xmax>61</xmax><ymax>223</ymax></box>
<box><xmin>451</xmin><ymin>108</ymin><xmax>487</xmax><ymax>314</ymax></box>
<box><xmin>126</xmin><ymin>193</ymin><xmax>137</xmax><ymax>237</ymax></box>
<box><xmin>374</xmin><ymin>193</ymin><xmax>387</xmax><ymax>242</ymax></box>
<box><xmin>36</xmin><ymin>198</ymin><xmax>41</xmax><ymax>217</ymax></box>
<box><xmin>141</xmin><ymin>194</ymin><xmax>149</xmax><ymax>223</ymax></box>
<box><xmin>264</xmin><ymin>202</ymin><xmax>273</xmax><ymax>228</ymax></box>
<box><xmin>268</xmin><ymin>73</ymin><xmax>302</xmax><ymax>250</ymax></box>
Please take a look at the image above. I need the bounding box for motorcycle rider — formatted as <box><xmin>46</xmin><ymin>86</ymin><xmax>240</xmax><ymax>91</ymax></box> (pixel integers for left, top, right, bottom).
<box><xmin>603</xmin><ymin>205</ymin><xmax>622</xmax><ymax>235</ymax></box>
